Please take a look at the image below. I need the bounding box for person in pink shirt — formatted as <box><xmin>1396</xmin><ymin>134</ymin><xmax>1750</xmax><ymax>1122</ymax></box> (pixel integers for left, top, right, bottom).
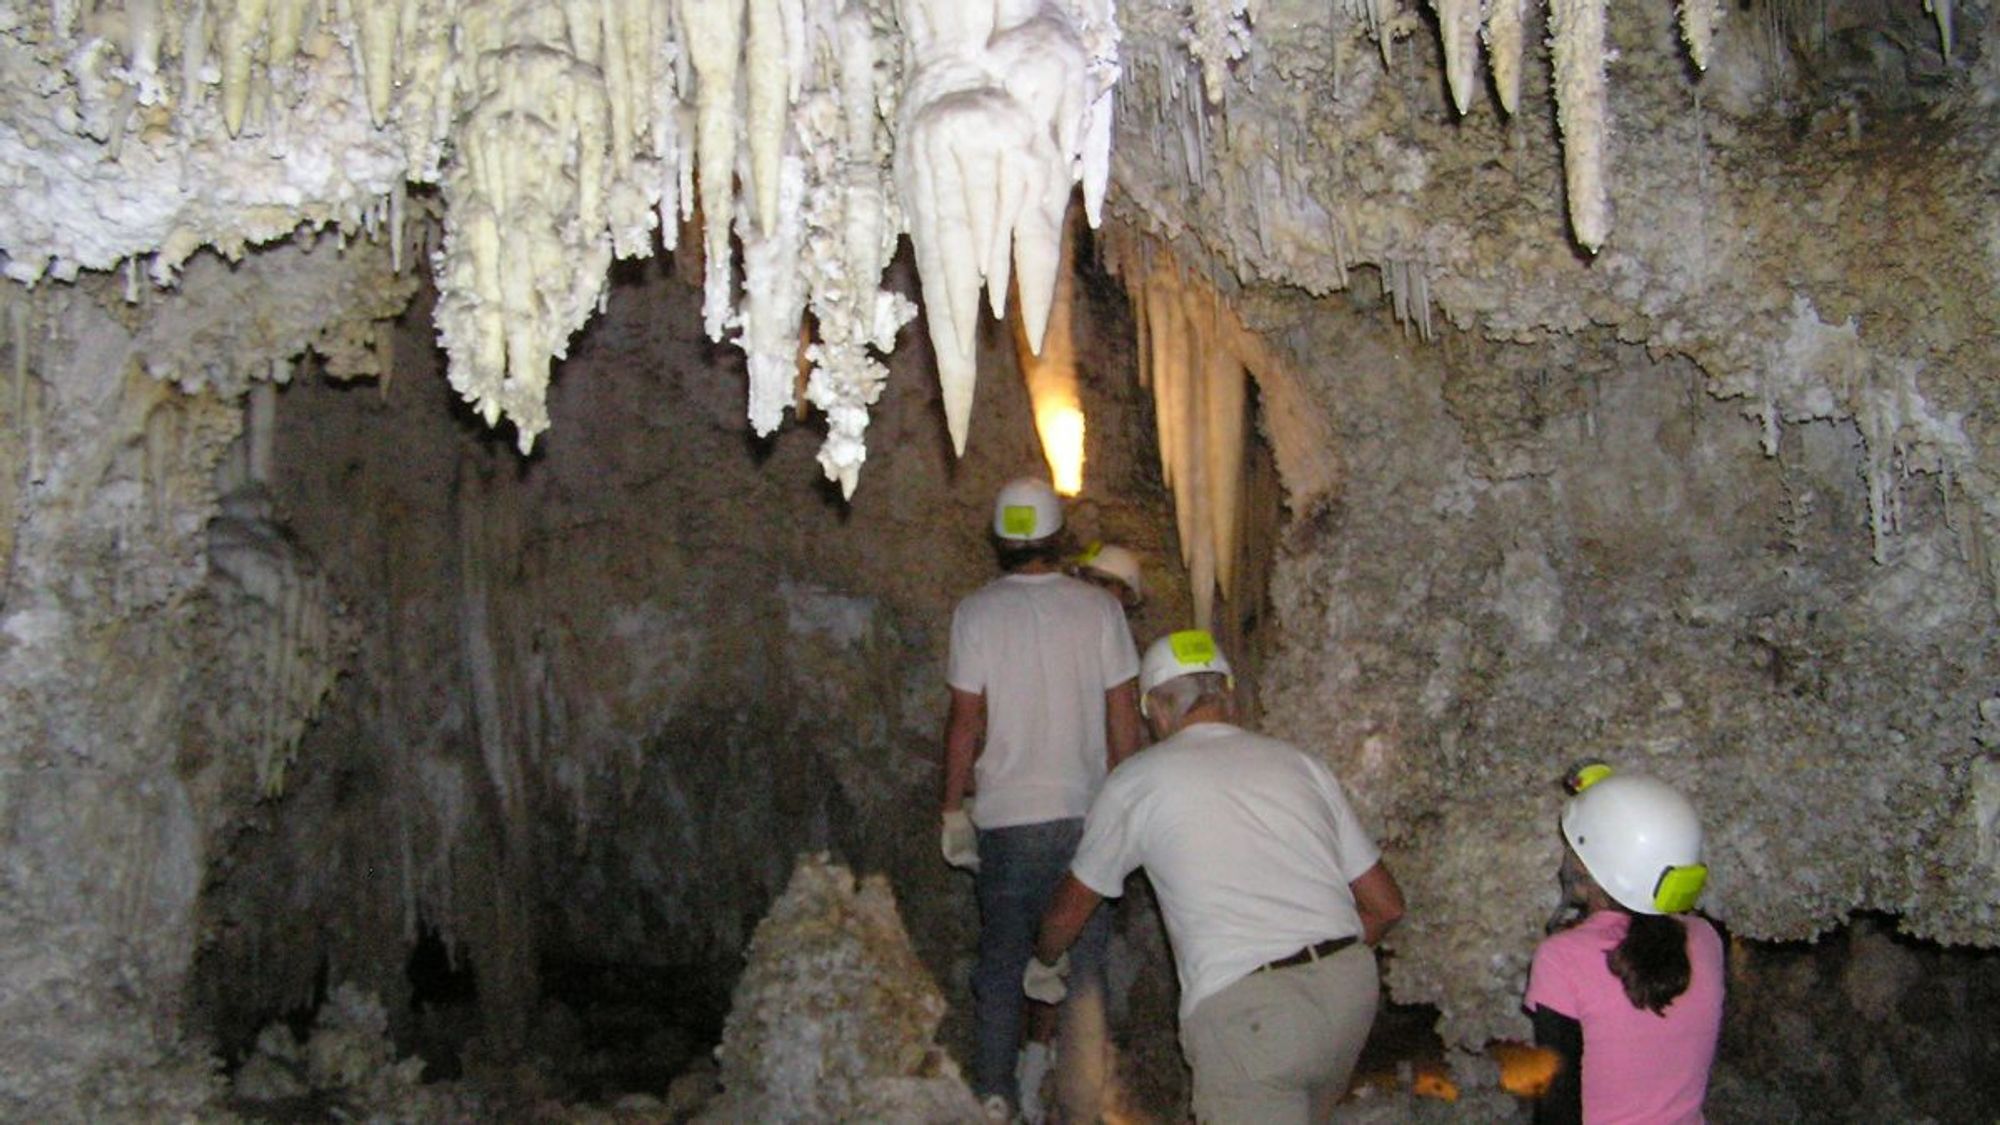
<box><xmin>1524</xmin><ymin>767</ymin><xmax>1724</xmax><ymax>1125</ymax></box>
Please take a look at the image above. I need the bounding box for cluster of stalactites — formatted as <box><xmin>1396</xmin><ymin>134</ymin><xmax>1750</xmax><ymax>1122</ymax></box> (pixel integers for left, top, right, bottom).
<box><xmin>893</xmin><ymin>0</ymin><xmax>1121</xmax><ymax>458</ymax></box>
<box><xmin>1104</xmin><ymin>228</ymin><xmax>1277</xmax><ymax>633</ymax></box>
<box><xmin>22</xmin><ymin>0</ymin><xmax>1117</xmax><ymax>494</ymax></box>
<box><xmin>1393</xmin><ymin>0</ymin><xmax>1747</xmax><ymax>253</ymax></box>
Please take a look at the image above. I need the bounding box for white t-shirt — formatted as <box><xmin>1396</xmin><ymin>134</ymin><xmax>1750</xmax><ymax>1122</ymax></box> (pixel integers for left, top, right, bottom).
<box><xmin>1069</xmin><ymin>722</ymin><xmax>1381</xmax><ymax>1018</ymax></box>
<box><xmin>946</xmin><ymin>572</ymin><xmax>1140</xmax><ymax>828</ymax></box>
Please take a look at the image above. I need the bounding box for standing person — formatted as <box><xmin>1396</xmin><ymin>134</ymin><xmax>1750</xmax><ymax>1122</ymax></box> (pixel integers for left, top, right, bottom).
<box><xmin>1071</xmin><ymin>542</ymin><xmax>1145</xmax><ymax>613</ymax></box>
<box><xmin>941</xmin><ymin>476</ymin><xmax>1144</xmax><ymax>1123</ymax></box>
<box><xmin>1027</xmin><ymin>629</ymin><xmax>1406</xmax><ymax>1124</ymax></box>
<box><xmin>1525</xmin><ymin>769</ymin><xmax>1724</xmax><ymax>1125</ymax></box>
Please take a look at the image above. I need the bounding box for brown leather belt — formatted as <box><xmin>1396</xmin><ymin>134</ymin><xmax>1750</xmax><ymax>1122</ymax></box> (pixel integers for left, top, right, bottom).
<box><xmin>1256</xmin><ymin>935</ymin><xmax>1358</xmax><ymax>973</ymax></box>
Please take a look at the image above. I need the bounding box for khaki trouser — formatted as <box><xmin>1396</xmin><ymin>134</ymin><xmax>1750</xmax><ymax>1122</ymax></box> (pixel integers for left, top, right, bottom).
<box><xmin>1178</xmin><ymin>941</ymin><xmax>1379</xmax><ymax>1124</ymax></box>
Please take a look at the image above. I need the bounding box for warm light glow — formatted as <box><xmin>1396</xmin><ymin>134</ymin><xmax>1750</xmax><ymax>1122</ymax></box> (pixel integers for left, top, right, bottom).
<box><xmin>1494</xmin><ymin>1041</ymin><xmax>1561</xmax><ymax>1097</ymax></box>
<box><xmin>1013</xmin><ymin>204</ymin><xmax>1086</xmax><ymax>495</ymax></box>
<box><xmin>1036</xmin><ymin>397</ymin><xmax>1087</xmax><ymax>496</ymax></box>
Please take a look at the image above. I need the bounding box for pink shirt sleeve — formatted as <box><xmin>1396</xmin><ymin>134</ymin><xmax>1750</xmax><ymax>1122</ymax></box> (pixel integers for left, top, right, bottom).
<box><xmin>1525</xmin><ymin>926</ymin><xmax>1588</xmax><ymax>1018</ymax></box>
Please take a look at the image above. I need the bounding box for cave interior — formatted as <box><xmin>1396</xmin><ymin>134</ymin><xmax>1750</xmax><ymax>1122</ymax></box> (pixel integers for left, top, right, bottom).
<box><xmin>3</xmin><ymin>0</ymin><xmax>2000</xmax><ymax>1120</ymax></box>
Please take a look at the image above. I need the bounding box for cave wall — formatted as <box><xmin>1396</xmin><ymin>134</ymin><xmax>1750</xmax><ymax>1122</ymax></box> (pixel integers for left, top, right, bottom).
<box><xmin>0</xmin><ymin>240</ymin><xmax>410</xmax><ymax>1118</ymax></box>
<box><xmin>1219</xmin><ymin>279</ymin><xmax>1998</xmax><ymax>1049</ymax></box>
<box><xmin>188</xmin><ymin>243</ymin><xmax>1192</xmax><ymax>1074</ymax></box>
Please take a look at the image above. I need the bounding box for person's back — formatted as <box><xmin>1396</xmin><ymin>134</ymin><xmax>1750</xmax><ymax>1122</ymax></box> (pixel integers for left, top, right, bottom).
<box><xmin>950</xmin><ymin>570</ymin><xmax>1131</xmax><ymax>826</ymax></box>
<box><xmin>1036</xmin><ymin>631</ymin><xmax>1405</xmax><ymax>1124</ymax></box>
<box><xmin>1526</xmin><ymin>769</ymin><xmax>1724</xmax><ymax>1125</ymax></box>
<box><xmin>1080</xmin><ymin>721</ymin><xmax>1378</xmax><ymax>1018</ymax></box>
<box><xmin>1527</xmin><ymin>912</ymin><xmax>1724</xmax><ymax>1124</ymax></box>
<box><xmin>940</xmin><ymin>477</ymin><xmax>1142</xmax><ymax>1123</ymax></box>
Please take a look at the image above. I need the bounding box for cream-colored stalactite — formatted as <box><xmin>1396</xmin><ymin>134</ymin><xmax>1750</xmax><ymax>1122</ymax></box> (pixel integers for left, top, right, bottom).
<box><xmin>354</xmin><ymin>0</ymin><xmax>402</xmax><ymax>125</ymax></box>
<box><xmin>683</xmin><ymin>0</ymin><xmax>747</xmax><ymax>342</ymax></box>
<box><xmin>800</xmin><ymin>2</ymin><xmax>916</xmax><ymax>497</ymax></box>
<box><xmin>434</xmin><ymin>41</ymin><xmax>615</xmax><ymax>450</ymax></box>
<box><xmin>747</xmin><ymin>0</ymin><xmax>804</xmax><ymax>236</ymax></box>
<box><xmin>1548</xmin><ymin>0</ymin><xmax>1609</xmax><ymax>252</ymax></box>
<box><xmin>1431</xmin><ymin>0</ymin><xmax>1480</xmax><ymax>115</ymax></box>
<box><xmin>1187</xmin><ymin>0</ymin><xmax>1249</xmax><ymax>104</ymax></box>
<box><xmin>1102</xmin><ymin>233</ymin><xmax>1266</xmax><ymax>632</ymax></box>
<box><xmin>740</xmin><ymin>152</ymin><xmax>808</xmax><ymax>435</ymax></box>
<box><xmin>265</xmin><ymin>0</ymin><xmax>314</xmax><ymax>73</ymax></box>
<box><xmin>1677</xmin><ymin>0</ymin><xmax>1723</xmax><ymax>71</ymax></box>
<box><xmin>1177</xmin><ymin>292</ymin><xmax>1215</xmax><ymax>631</ymax></box>
<box><xmin>220</xmin><ymin>0</ymin><xmax>275</xmax><ymax>135</ymax></box>
<box><xmin>1203</xmin><ymin>307</ymin><xmax>1244</xmax><ymax>611</ymax></box>
<box><xmin>894</xmin><ymin>0</ymin><xmax>1117</xmax><ymax>456</ymax></box>
<box><xmin>1925</xmin><ymin>0</ymin><xmax>1954</xmax><ymax>58</ymax></box>
<box><xmin>1484</xmin><ymin>0</ymin><xmax>1525</xmax><ymax>115</ymax></box>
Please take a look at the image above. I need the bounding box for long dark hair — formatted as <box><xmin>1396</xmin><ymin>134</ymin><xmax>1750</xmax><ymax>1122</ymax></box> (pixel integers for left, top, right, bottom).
<box><xmin>1606</xmin><ymin>909</ymin><xmax>1691</xmax><ymax>1014</ymax></box>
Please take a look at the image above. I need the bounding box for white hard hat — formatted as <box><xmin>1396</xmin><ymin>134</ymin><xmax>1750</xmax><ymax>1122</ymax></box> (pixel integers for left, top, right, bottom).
<box><xmin>993</xmin><ymin>477</ymin><xmax>1064</xmax><ymax>541</ymax></box>
<box><xmin>1561</xmin><ymin>772</ymin><xmax>1707</xmax><ymax>915</ymax></box>
<box><xmin>1078</xmin><ymin>543</ymin><xmax>1143</xmax><ymax>600</ymax></box>
<box><xmin>1139</xmin><ymin>629</ymin><xmax>1233</xmax><ymax>716</ymax></box>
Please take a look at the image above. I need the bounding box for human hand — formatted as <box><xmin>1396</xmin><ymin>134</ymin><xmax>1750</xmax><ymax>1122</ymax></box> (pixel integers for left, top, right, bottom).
<box><xmin>941</xmin><ymin>807</ymin><xmax>979</xmax><ymax>871</ymax></box>
<box><xmin>1022</xmin><ymin>952</ymin><xmax>1070</xmax><ymax>1004</ymax></box>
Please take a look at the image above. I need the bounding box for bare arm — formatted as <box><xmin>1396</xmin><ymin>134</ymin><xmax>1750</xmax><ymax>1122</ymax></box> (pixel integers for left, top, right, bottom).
<box><xmin>942</xmin><ymin>688</ymin><xmax>985</xmax><ymax>812</ymax></box>
<box><xmin>1105</xmin><ymin>677</ymin><xmax>1142</xmax><ymax>770</ymax></box>
<box><xmin>1350</xmin><ymin>861</ymin><xmax>1406</xmax><ymax>945</ymax></box>
<box><xmin>1035</xmin><ymin>874</ymin><xmax>1105</xmax><ymax>964</ymax></box>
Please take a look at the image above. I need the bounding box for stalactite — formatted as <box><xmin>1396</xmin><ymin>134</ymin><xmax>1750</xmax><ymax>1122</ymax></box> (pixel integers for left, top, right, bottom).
<box><xmin>1484</xmin><ymin>0</ymin><xmax>1525</xmax><ymax>114</ymax></box>
<box><xmin>894</xmin><ymin>0</ymin><xmax>1117</xmax><ymax>457</ymax></box>
<box><xmin>746</xmin><ymin>0</ymin><xmax>801</xmax><ymax>238</ymax></box>
<box><xmin>797</xmin><ymin>0</ymin><xmax>915</xmax><ymax>497</ymax></box>
<box><xmin>740</xmin><ymin>152</ymin><xmax>808</xmax><ymax>436</ymax></box>
<box><xmin>1432</xmin><ymin>0</ymin><xmax>1481</xmax><ymax>115</ymax></box>
<box><xmin>1188</xmin><ymin>0</ymin><xmax>1251</xmax><ymax>103</ymax></box>
<box><xmin>432</xmin><ymin>31</ymin><xmax>616</xmax><ymax>451</ymax></box>
<box><xmin>1678</xmin><ymin>0</ymin><xmax>1723</xmax><ymax>71</ymax></box>
<box><xmin>683</xmin><ymin>0</ymin><xmax>746</xmax><ymax>343</ymax></box>
<box><xmin>1102</xmin><ymin>230</ymin><xmax>1263</xmax><ymax>632</ymax></box>
<box><xmin>1548</xmin><ymin>0</ymin><xmax>1610</xmax><ymax>253</ymax></box>
<box><xmin>1925</xmin><ymin>0</ymin><xmax>1954</xmax><ymax>58</ymax></box>
<box><xmin>1383</xmin><ymin>258</ymin><xmax>1434</xmax><ymax>340</ymax></box>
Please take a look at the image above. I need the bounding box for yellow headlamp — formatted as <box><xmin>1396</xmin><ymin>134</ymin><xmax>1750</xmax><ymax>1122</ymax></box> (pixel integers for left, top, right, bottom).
<box><xmin>1652</xmin><ymin>864</ymin><xmax>1708</xmax><ymax>914</ymax></box>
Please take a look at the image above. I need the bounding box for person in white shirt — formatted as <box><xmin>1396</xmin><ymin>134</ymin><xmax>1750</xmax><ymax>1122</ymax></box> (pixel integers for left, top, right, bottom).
<box><xmin>940</xmin><ymin>477</ymin><xmax>1143</xmax><ymax>1123</ymax></box>
<box><xmin>1026</xmin><ymin>629</ymin><xmax>1405</xmax><ymax>1123</ymax></box>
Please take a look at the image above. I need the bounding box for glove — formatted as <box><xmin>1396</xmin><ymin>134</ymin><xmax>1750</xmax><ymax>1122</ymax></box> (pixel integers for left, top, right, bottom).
<box><xmin>1022</xmin><ymin>952</ymin><xmax>1070</xmax><ymax>1004</ymax></box>
<box><xmin>941</xmin><ymin>806</ymin><xmax>979</xmax><ymax>872</ymax></box>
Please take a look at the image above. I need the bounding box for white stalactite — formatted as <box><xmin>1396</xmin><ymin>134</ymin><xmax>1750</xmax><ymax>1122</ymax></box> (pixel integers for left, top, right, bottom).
<box><xmin>220</xmin><ymin>0</ymin><xmax>274</xmax><ymax>135</ymax></box>
<box><xmin>1549</xmin><ymin>0</ymin><xmax>1610</xmax><ymax>253</ymax></box>
<box><xmin>1432</xmin><ymin>0</ymin><xmax>1481</xmax><ymax>115</ymax></box>
<box><xmin>746</xmin><ymin>0</ymin><xmax>798</xmax><ymax>237</ymax></box>
<box><xmin>741</xmin><ymin>152</ymin><xmax>808</xmax><ymax>435</ymax></box>
<box><xmin>894</xmin><ymin>0</ymin><xmax>1118</xmax><ymax>457</ymax></box>
<box><xmin>1484</xmin><ymin>0</ymin><xmax>1525</xmax><ymax>115</ymax></box>
<box><xmin>1678</xmin><ymin>0</ymin><xmax>1723</xmax><ymax>71</ymax></box>
<box><xmin>684</xmin><ymin>0</ymin><xmax>747</xmax><ymax>342</ymax></box>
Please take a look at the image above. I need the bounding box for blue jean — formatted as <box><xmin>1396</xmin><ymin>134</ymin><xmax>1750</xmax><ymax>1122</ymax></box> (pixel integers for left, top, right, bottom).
<box><xmin>971</xmin><ymin>818</ymin><xmax>1110</xmax><ymax>1108</ymax></box>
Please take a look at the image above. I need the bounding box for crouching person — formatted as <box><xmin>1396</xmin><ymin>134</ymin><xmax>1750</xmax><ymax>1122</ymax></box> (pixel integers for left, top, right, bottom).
<box><xmin>1526</xmin><ymin>767</ymin><xmax>1724</xmax><ymax>1125</ymax></box>
<box><xmin>1026</xmin><ymin>629</ymin><xmax>1405</xmax><ymax>1123</ymax></box>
